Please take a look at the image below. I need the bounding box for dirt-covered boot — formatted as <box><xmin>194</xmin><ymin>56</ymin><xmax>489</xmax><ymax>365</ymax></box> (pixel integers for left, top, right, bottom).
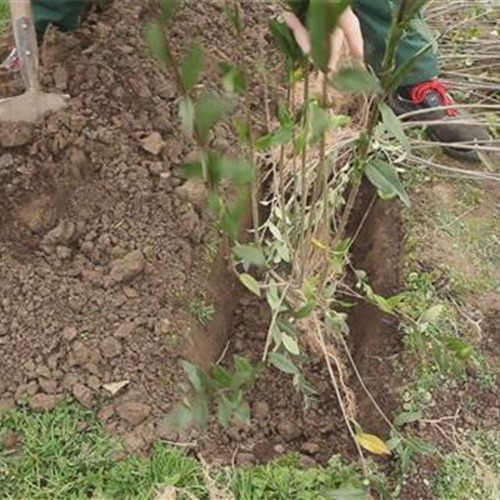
<box><xmin>389</xmin><ymin>78</ymin><xmax>490</xmax><ymax>162</ymax></box>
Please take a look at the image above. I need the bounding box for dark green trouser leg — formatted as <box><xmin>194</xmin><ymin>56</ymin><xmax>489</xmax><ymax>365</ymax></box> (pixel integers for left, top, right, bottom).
<box><xmin>353</xmin><ymin>0</ymin><xmax>439</xmax><ymax>86</ymax></box>
<box><xmin>33</xmin><ymin>0</ymin><xmax>89</xmax><ymax>43</ymax></box>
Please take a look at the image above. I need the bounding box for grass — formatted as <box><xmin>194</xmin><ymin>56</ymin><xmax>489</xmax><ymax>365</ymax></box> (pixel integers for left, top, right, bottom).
<box><xmin>189</xmin><ymin>298</ymin><xmax>215</xmax><ymax>327</ymax></box>
<box><xmin>0</xmin><ymin>2</ymin><xmax>9</xmax><ymax>32</ymax></box>
<box><xmin>0</xmin><ymin>402</ymin><xmax>207</xmax><ymax>500</ymax></box>
<box><xmin>433</xmin><ymin>431</ymin><xmax>500</xmax><ymax>500</ymax></box>
<box><xmin>397</xmin><ymin>150</ymin><xmax>500</xmax><ymax>497</ymax></box>
<box><xmin>394</xmin><ymin>173</ymin><xmax>500</xmax><ymax>414</ymax></box>
<box><xmin>0</xmin><ymin>401</ymin><xmax>371</xmax><ymax>500</ymax></box>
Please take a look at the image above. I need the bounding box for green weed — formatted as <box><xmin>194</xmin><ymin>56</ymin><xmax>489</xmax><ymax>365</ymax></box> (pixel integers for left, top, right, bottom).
<box><xmin>232</xmin><ymin>454</ymin><xmax>372</xmax><ymax>500</ymax></box>
<box><xmin>433</xmin><ymin>431</ymin><xmax>500</xmax><ymax>500</ymax></box>
<box><xmin>167</xmin><ymin>356</ymin><xmax>259</xmax><ymax>428</ymax></box>
<box><xmin>0</xmin><ymin>402</ymin><xmax>205</xmax><ymax>500</ymax></box>
<box><xmin>0</xmin><ymin>2</ymin><xmax>9</xmax><ymax>29</ymax></box>
<box><xmin>189</xmin><ymin>298</ymin><xmax>215</xmax><ymax>327</ymax></box>
<box><xmin>0</xmin><ymin>402</ymin><xmax>375</xmax><ymax>500</ymax></box>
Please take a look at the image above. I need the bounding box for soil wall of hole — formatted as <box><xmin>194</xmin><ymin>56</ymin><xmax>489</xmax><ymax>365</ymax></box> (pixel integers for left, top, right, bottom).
<box><xmin>347</xmin><ymin>182</ymin><xmax>404</xmax><ymax>435</ymax></box>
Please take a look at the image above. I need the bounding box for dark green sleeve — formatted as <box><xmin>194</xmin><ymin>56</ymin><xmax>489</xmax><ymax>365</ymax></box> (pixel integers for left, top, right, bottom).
<box><xmin>32</xmin><ymin>0</ymin><xmax>89</xmax><ymax>43</ymax></box>
<box><xmin>285</xmin><ymin>0</ymin><xmax>310</xmax><ymax>24</ymax></box>
<box><xmin>353</xmin><ymin>0</ymin><xmax>439</xmax><ymax>85</ymax></box>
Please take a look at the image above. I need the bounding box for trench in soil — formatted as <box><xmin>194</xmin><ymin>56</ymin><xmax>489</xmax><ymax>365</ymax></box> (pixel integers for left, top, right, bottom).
<box><xmin>0</xmin><ymin>0</ymin><xmax>404</xmax><ymax>467</ymax></box>
<box><xmin>192</xmin><ymin>183</ymin><xmax>404</xmax><ymax>465</ymax></box>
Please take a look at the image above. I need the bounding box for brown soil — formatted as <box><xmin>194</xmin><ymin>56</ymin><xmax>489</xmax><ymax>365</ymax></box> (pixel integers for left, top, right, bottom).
<box><xmin>348</xmin><ymin>186</ymin><xmax>404</xmax><ymax>435</ymax></box>
<box><xmin>0</xmin><ymin>0</ymin><xmax>282</xmax><ymax>454</ymax></box>
<box><xmin>0</xmin><ymin>0</ymin><xmax>409</xmax><ymax>469</ymax></box>
<box><xmin>11</xmin><ymin>6</ymin><xmax>494</xmax><ymax>498</ymax></box>
<box><xmin>0</xmin><ymin>0</ymin><xmax>398</xmax><ymax>467</ymax></box>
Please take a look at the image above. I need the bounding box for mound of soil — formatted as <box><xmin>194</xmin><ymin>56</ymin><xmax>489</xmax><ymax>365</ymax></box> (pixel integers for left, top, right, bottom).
<box><xmin>0</xmin><ymin>0</ymin><xmax>278</xmax><ymax>456</ymax></box>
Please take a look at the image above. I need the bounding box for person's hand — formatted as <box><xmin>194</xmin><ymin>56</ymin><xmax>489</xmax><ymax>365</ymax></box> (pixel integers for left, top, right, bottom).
<box><xmin>330</xmin><ymin>9</ymin><xmax>364</xmax><ymax>71</ymax></box>
<box><xmin>282</xmin><ymin>10</ymin><xmax>311</xmax><ymax>56</ymax></box>
<box><xmin>282</xmin><ymin>7</ymin><xmax>365</xmax><ymax>72</ymax></box>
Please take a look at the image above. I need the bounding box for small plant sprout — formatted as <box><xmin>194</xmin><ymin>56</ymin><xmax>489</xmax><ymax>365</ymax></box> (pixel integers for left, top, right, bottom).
<box><xmin>189</xmin><ymin>298</ymin><xmax>215</xmax><ymax>327</ymax></box>
<box><xmin>166</xmin><ymin>356</ymin><xmax>260</xmax><ymax>428</ymax></box>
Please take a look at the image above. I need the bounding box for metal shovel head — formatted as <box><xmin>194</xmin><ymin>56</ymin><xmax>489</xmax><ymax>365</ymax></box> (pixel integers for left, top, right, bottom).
<box><xmin>0</xmin><ymin>90</ymin><xmax>68</xmax><ymax>123</ymax></box>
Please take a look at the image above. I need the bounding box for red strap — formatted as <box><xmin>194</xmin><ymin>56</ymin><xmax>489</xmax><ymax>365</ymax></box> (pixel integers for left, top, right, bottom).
<box><xmin>409</xmin><ymin>79</ymin><xmax>458</xmax><ymax>117</ymax></box>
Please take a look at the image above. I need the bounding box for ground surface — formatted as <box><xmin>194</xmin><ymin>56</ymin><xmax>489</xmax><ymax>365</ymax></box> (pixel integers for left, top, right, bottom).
<box><xmin>0</xmin><ymin>0</ymin><xmax>356</xmax><ymax>473</ymax></box>
<box><xmin>1</xmin><ymin>1</ymin><xmax>500</xmax><ymax>499</ymax></box>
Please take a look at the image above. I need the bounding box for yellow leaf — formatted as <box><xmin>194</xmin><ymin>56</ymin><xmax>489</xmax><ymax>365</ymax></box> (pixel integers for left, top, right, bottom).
<box><xmin>311</xmin><ymin>238</ymin><xmax>327</xmax><ymax>251</ymax></box>
<box><xmin>355</xmin><ymin>433</ymin><xmax>391</xmax><ymax>456</ymax></box>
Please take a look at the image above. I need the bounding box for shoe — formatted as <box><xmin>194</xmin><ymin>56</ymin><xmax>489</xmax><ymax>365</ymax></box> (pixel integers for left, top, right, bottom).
<box><xmin>389</xmin><ymin>78</ymin><xmax>490</xmax><ymax>162</ymax></box>
<box><xmin>0</xmin><ymin>48</ymin><xmax>20</xmax><ymax>76</ymax></box>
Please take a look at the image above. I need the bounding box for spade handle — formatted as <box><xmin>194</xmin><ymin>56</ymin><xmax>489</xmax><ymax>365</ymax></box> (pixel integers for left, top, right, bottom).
<box><xmin>10</xmin><ymin>0</ymin><xmax>40</xmax><ymax>92</ymax></box>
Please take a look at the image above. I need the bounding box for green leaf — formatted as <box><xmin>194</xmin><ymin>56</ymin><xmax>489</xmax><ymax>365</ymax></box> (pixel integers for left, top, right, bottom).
<box><xmin>386</xmin><ymin>435</ymin><xmax>402</xmax><ymax>451</ymax></box>
<box><xmin>420</xmin><ymin>304</ymin><xmax>444</xmax><ymax>325</ymax></box>
<box><xmin>179</xmin><ymin>96</ymin><xmax>195</xmax><ymax>138</ymax></box>
<box><xmin>296</xmin><ymin>373</ymin><xmax>318</xmax><ymax>398</ymax></box>
<box><xmin>239</xmin><ymin>273</ymin><xmax>261</xmax><ymax>297</ymax></box>
<box><xmin>325</xmin><ymin>311</ymin><xmax>350</xmax><ymax>335</ymax></box>
<box><xmin>217</xmin><ymin>396</ymin><xmax>233</xmax><ymax>427</ymax></box>
<box><xmin>219</xmin><ymin>156</ymin><xmax>255</xmax><ymax>185</ymax></box>
<box><xmin>181</xmin><ymin>161</ymin><xmax>203</xmax><ymax>179</ymax></box>
<box><xmin>219</xmin><ymin>62</ymin><xmax>247</xmax><ymax>94</ymax></box>
<box><xmin>180</xmin><ymin>43</ymin><xmax>204</xmax><ymax>93</ymax></box>
<box><xmin>205</xmin><ymin>150</ymin><xmax>224</xmax><ymax>187</ymax></box>
<box><xmin>282</xmin><ymin>333</ymin><xmax>300</xmax><ymax>355</ymax></box>
<box><xmin>160</xmin><ymin>0</ymin><xmax>180</xmax><ymax>22</ymax></box>
<box><xmin>220</xmin><ymin>188</ymin><xmax>248</xmax><ymax>241</ymax></box>
<box><xmin>309</xmin><ymin>102</ymin><xmax>331</xmax><ymax>143</ymax></box>
<box><xmin>365</xmin><ymin>158</ymin><xmax>410</xmax><ymax>207</ymax></box>
<box><xmin>308</xmin><ymin>0</ymin><xmax>349</xmax><ymax>72</ymax></box>
<box><xmin>255</xmin><ymin>124</ymin><xmax>293</xmax><ymax>151</ymax></box>
<box><xmin>446</xmin><ymin>336</ymin><xmax>472</xmax><ymax>360</ymax></box>
<box><xmin>394</xmin><ymin>411</ymin><xmax>422</xmax><ymax>427</ymax></box>
<box><xmin>292</xmin><ymin>301</ymin><xmax>316</xmax><ymax>319</ymax></box>
<box><xmin>223</xmin><ymin>2</ymin><xmax>241</xmax><ymax>32</ymax></box>
<box><xmin>233</xmin><ymin>355</ymin><xmax>258</xmax><ymax>385</ymax></box>
<box><xmin>164</xmin><ymin>403</ymin><xmax>193</xmax><ymax>429</ymax></box>
<box><xmin>277</xmin><ymin>318</ymin><xmax>301</xmax><ymax>337</ymax></box>
<box><xmin>234</xmin><ymin>400</ymin><xmax>251</xmax><ymax>423</ymax></box>
<box><xmin>326</xmin><ymin>488</ymin><xmax>369</xmax><ymax>500</ymax></box>
<box><xmin>233</xmin><ymin>244</ymin><xmax>267</xmax><ymax>269</ymax></box>
<box><xmin>195</xmin><ymin>93</ymin><xmax>235</xmax><ymax>144</ymax></box>
<box><xmin>181</xmin><ymin>361</ymin><xmax>204</xmax><ymax>392</ymax></box>
<box><xmin>329</xmin><ymin>67</ymin><xmax>381</xmax><ymax>94</ymax></box>
<box><xmin>144</xmin><ymin>21</ymin><xmax>168</xmax><ymax>68</ymax></box>
<box><xmin>379</xmin><ymin>102</ymin><xmax>410</xmax><ymax>152</ymax></box>
<box><xmin>268</xmin><ymin>18</ymin><xmax>305</xmax><ymax>65</ymax></box>
<box><xmin>212</xmin><ymin>366</ymin><xmax>233</xmax><ymax>389</ymax></box>
<box><xmin>266</xmin><ymin>285</ymin><xmax>281</xmax><ymax>311</ymax></box>
<box><xmin>233</xmin><ymin>118</ymin><xmax>251</xmax><ymax>144</ymax></box>
<box><xmin>406</xmin><ymin>437</ymin><xmax>437</xmax><ymax>455</ymax></box>
<box><xmin>269</xmin><ymin>352</ymin><xmax>299</xmax><ymax>375</ymax></box>
<box><xmin>191</xmin><ymin>397</ymin><xmax>209</xmax><ymax>427</ymax></box>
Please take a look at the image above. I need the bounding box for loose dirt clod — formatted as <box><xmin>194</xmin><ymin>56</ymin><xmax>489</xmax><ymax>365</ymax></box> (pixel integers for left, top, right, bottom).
<box><xmin>72</xmin><ymin>383</ymin><xmax>93</xmax><ymax>409</ymax></box>
<box><xmin>110</xmin><ymin>250</ymin><xmax>145</xmax><ymax>285</ymax></box>
<box><xmin>0</xmin><ymin>123</ymin><xmax>34</xmax><ymax>148</ymax></box>
<box><xmin>29</xmin><ymin>393</ymin><xmax>62</xmax><ymax>412</ymax></box>
<box><xmin>99</xmin><ymin>337</ymin><xmax>122</xmax><ymax>359</ymax></box>
<box><xmin>116</xmin><ymin>402</ymin><xmax>152</xmax><ymax>427</ymax></box>
<box><xmin>140</xmin><ymin>132</ymin><xmax>165</xmax><ymax>156</ymax></box>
